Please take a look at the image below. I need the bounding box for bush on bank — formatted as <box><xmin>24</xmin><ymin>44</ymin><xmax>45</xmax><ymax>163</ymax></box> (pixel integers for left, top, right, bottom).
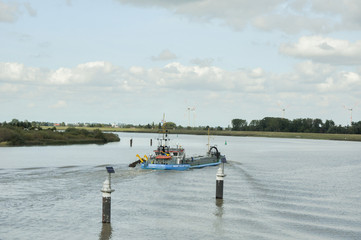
<box><xmin>0</xmin><ymin>126</ymin><xmax>120</xmax><ymax>146</ymax></box>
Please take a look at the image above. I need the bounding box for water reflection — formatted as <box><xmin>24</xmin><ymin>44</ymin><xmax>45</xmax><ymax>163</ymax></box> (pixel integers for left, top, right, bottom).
<box><xmin>213</xmin><ymin>199</ymin><xmax>225</xmax><ymax>235</ymax></box>
<box><xmin>215</xmin><ymin>199</ymin><xmax>224</xmax><ymax>218</ymax></box>
<box><xmin>215</xmin><ymin>199</ymin><xmax>224</xmax><ymax>212</ymax></box>
<box><xmin>99</xmin><ymin>223</ymin><xmax>112</xmax><ymax>240</ymax></box>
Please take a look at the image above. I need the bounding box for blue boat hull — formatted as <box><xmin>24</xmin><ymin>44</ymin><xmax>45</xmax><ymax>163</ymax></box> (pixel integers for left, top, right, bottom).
<box><xmin>189</xmin><ymin>161</ymin><xmax>221</xmax><ymax>169</ymax></box>
<box><xmin>141</xmin><ymin>161</ymin><xmax>221</xmax><ymax>171</ymax></box>
<box><xmin>141</xmin><ymin>163</ymin><xmax>190</xmax><ymax>171</ymax></box>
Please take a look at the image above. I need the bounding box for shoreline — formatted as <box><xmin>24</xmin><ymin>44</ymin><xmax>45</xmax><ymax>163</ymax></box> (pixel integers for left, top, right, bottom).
<box><xmin>49</xmin><ymin>126</ymin><xmax>361</xmax><ymax>142</ymax></box>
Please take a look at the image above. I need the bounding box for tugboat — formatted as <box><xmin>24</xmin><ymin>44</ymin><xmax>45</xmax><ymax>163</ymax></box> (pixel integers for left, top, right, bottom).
<box><xmin>131</xmin><ymin>128</ymin><xmax>226</xmax><ymax>171</ymax></box>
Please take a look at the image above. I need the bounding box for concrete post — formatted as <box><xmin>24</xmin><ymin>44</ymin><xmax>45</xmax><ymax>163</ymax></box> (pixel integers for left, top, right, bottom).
<box><xmin>101</xmin><ymin>173</ymin><xmax>115</xmax><ymax>223</ymax></box>
<box><xmin>216</xmin><ymin>163</ymin><xmax>226</xmax><ymax>199</ymax></box>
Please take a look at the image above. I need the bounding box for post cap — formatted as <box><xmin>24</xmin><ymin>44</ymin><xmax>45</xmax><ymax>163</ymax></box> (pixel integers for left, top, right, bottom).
<box><xmin>216</xmin><ymin>166</ymin><xmax>226</xmax><ymax>178</ymax></box>
<box><xmin>101</xmin><ymin>179</ymin><xmax>115</xmax><ymax>193</ymax></box>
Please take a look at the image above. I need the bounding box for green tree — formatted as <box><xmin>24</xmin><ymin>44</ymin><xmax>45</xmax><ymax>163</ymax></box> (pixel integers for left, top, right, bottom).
<box><xmin>231</xmin><ymin>119</ymin><xmax>247</xmax><ymax>131</ymax></box>
<box><xmin>249</xmin><ymin>120</ymin><xmax>261</xmax><ymax>131</ymax></box>
<box><xmin>10</xmin><ymin>119</ymin><xmax>19</xmax><ymax>127</ymax></box>
<box><xmin>312</xmin><ymin>118</ymin><xmax>324</xmax><ymax>133</ymax></box>
<box><xmin>324</xmin><ymin>120</ymin><xmax>335</xmax><ymax>133</ymax></box>
<box><xmin>164</xmin><ymin>122</ymin><xmax>176</xmax><ymax>129</ymax></box>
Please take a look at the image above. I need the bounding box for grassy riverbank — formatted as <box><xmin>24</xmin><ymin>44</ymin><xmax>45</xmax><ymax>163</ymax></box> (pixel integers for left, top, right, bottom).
<box><xmin>0</xmin><ymin>127</ymin><xmax>120</xmax><ymax>146</ymax></box>
<box><xmin>49</xmin><ymin>126</ymin><xmax>361</xmax><ymax>141</ymax></box>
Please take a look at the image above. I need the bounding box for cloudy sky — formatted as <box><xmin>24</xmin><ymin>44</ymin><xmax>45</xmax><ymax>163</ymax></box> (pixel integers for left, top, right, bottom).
<box><xmin>1</xmin><ymin>0</ymin><xmax>361</xmax><ymax>127</ymax></box>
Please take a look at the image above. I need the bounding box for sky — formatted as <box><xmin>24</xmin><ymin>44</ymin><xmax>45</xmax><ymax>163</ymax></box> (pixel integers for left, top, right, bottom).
<box><xmin>1</xmin><ymin>0</ymin><xmax>361</xmax><ymax>127</ymax></box>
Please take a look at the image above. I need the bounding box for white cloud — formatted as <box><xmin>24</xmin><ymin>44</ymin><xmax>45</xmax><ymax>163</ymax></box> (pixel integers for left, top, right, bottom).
<box><xmin>252</xmin><ymin>14</ymin><xmax>333</xmax><ymax>34</ymax></box>
<box><xmin>294</xmin><ymin>61</ymin><xmax>334</xmax><ymax>79</ymax></box>
<box><xmin>0</xmin><ymin>1</ymin><xmax>36</xmax><ymax>22</ymax></box>
<box><xmin>280</xmin><ymin>36</ymin><xmax>361</xmax><ymax>65</ymax></box>
<box><xmin>1</xmin><ymin>60</ymin><xmax>361</xmax><ymax>125</ymax></box>
<box><xmin>0</xmin><ymin>62</ymin><xmax>42</xmax><ymax>82</ymax></box>
<box><xmin>151</xmin><ymin>49</ymin><xmax>177</xmax><ymax>61</ymax></box>
<box><xmin>49</xmin><ymin>68</ymin><xmax>73</xmax><ymax>84</ymax></box>
<box><xmin>50</xmin><ymin>100</ymin><xmax>67</xmax><ymax>109</ymax></box>
<box><xmin>2</xmin><ymin>60</ymin><xmax>358</xmax><ymax>96</ymax></box>
<box><xmin>0</xmin><ymin>1</ymin><xmax>19</xmax><ymax>22</ymax></box>
<box><xmin>190</xmin><ymin>58</ymin><xmax>214</xmax><ymax>67</ymax></box>
<box><xmin>129</xmin><ymin>66</ymin><xmax>145</xmax><ymax>75</ymax></box>
<box><xmin>0</xmin><ymin>61</ymin><xmax>361</xmax><ymax>122</ymax></box>
<box><xmin>338</xmin><ymin>71</ymin><xmax>361</xmax><ymax>90</ymax></box>
<box><xmin>48</xmin><ymin>61</ymin><xmax>116</xmax><ymax>85</ymax></box>
<box><xmin>0</xmin><ymin>83</ymin><xmax>19</xmax><ymax>93</ymax></box>
<box><xmin>317</xmin><ymin>71</ymin><xmax>361</xmax><ymax>93</ymax></box>
<box><xmin>115</xmin><ymin>0</ymin><xmax>361</xmax><ymax>33</ymax></box>
<box><xmin>0</xmin><ymin>61</ymin><xmax>269</xmax><ymax>99</ymax></box>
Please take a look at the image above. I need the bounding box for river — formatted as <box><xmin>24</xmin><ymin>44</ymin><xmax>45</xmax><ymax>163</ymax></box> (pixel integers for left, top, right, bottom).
<box><xmin>1</xmin><ymin>132</ymin><xmax>361</xmax><ymax>239</ymax></box>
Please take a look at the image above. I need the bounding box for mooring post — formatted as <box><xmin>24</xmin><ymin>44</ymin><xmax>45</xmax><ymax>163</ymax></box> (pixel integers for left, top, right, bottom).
<box><xmin>130</xmin><ymin>138</ymin><xmax>133</xmax><ymax>147</ymax></box>
<box><xmin>216</xmin><ymin>162</ymin><xmax>226</xmax><ymax>199</ymax></box>
<box><xmin>150</xmin><ymin>138</ymin><xmax>152</xmax><ymax>146</ymax></box>
<box><xmin>101</xmin><ymin>166</ymin><xmax>115</xmax><ymax>223</ymax></box>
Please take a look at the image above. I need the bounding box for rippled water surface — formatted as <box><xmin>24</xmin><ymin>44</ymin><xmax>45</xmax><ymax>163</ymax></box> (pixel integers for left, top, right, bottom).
<box><xmin>1</xmin><ymin>133</ymin><xmax>361</xmax><ymax>240</ymax></box>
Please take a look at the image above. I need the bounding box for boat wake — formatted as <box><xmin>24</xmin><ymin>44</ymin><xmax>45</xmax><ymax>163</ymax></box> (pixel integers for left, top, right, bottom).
<box><xmin>223</xmin><ymin>160</ymin><xmax>361</xmax><ymax>239</ymax></box>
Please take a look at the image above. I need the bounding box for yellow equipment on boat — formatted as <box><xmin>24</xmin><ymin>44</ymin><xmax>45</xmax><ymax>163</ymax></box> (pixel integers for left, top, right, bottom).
<box><xmin>136</xmin><ymin>154</ymin><xmax>148</xmax><ymax>162</ymax></box>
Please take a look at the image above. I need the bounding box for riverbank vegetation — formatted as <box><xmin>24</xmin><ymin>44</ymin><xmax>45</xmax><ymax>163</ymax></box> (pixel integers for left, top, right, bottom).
<box><xmin>38</xmin><ymin>117</ymin><xmax>361</xmax><ymax>135</ymax></box>
<box><xmin>0</xmin><ymin>122</ymin><xmax>120</xmax><ymax>146</ymax></box>
<box><xmin>2</xmin><ymin>117</ymin><xmax>361</xmax><ymax>144</ymax></box>
<box><xmin>230</xmin><ymin>117</ymin><xmax>361</xmax><ymax>134</ymax></box>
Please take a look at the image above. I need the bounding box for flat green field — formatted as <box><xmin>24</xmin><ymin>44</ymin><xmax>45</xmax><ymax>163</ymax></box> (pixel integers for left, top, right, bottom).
<box><xmin>47</xmin><ymin>126</ymin><xmax>361</xmax><ymax>142</ymax></box>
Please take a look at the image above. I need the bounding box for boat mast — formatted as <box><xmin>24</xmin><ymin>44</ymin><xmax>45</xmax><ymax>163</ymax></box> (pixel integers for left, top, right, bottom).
<box><xmin>161</xmin><ymin>113</ymin><xmax>168</xmax><ymax>148</ymax></box>
<box><xmin>163</xmin><ymin>113</ymin><xmax>165</xmax><ymax>147</ymax></box>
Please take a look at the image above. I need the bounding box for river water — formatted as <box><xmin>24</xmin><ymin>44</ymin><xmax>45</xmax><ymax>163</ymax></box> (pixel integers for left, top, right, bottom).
<box><xmin>1</xmin><ymin>132</ymin><xmax>361</xmax><ymax>240</ymax></box>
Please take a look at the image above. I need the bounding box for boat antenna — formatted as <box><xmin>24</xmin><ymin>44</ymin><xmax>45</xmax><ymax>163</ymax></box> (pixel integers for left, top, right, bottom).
<box><xmin>207</xmin><ymin>127</ymin><xmax>210</xmax><ymax>152</ymax></box>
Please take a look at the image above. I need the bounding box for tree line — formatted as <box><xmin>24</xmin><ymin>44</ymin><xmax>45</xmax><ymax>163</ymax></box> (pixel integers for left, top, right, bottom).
<box><xmin>231</xmin><ymin>117</ymin><xmax>361</xmax><ymax>134</ymax></box>
<box><xmin>2</xmin><ymin>117</ymin><xmax>361</xmax><ymax>135</ymax></box>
